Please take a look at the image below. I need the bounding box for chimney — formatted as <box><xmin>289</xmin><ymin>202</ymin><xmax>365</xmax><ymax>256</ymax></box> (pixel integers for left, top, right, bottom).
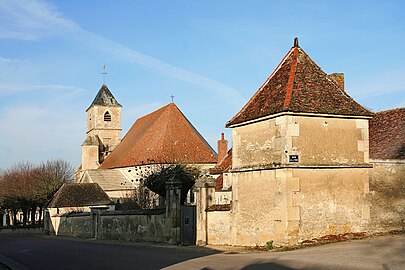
<box><xmin>217</xmin><ymin>132</ymin><xmax>228</xmax><ymax>163</ymax></box>
<box><xmin>327</xmin><ymin>73</ymin><xmax>344</xmax><ymax>91</ymax></box>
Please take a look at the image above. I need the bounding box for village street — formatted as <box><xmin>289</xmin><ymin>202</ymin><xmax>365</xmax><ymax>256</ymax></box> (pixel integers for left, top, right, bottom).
<box><xmin>0</xmin><ymin>234</ymin><xmax>404</xmax><ymax>270</ymax></box>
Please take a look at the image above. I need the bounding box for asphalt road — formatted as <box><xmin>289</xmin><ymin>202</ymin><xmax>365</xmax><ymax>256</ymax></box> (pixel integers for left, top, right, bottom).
<box><xmin>0</xmin><ymin>236</ymin><xmax>218</xmax><ymax>270</ymax></box>
<box><xmin>0</xmin><ymin>235</ymin><xmax>404</xmax><ymax>270</ymax></box>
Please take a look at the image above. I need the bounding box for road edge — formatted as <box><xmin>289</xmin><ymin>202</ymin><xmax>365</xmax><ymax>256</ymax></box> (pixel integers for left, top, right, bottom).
<box><xmin>0</xmin><ymin>255</ymin><xmax>27</xmax><ymax>270</ymax></box>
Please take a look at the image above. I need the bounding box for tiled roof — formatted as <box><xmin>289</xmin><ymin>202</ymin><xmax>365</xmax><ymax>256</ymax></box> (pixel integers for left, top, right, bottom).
<box><xmin>369</xmin><ymin>108</ymin><xmax>405</xmax><ymax>160</ymax></box>
<box><xmin>215</xmin><ymin>174</ymin><xmax>224</xmax><ymax>190</ymax></box>
<box><xmin>226</xmin><ymin>39</ymin><xmax>373</xmax><ymax>127</ymax></box>
<box><xmin>48</xmin><ymin>183</ymin><xmax>112</xmax><ymax>208</ymax></box>
<box><xmin>82</xmin><ymin>135</ymin><xmax>101</xmax><ymax>146</ymax></box>
<box><xmin>206</xmin><ymin>204</ymin><xmax>231</xmax><ymax>212</ymax></box>
<box><xmin>99</xmin><ymin>103</ymin><xmax>217</xmax><ymax>169</ymax></box>
<box><xmin>210</xmin><ymin>149</ymin><xmax>232</xmax><ymax>191</ymax></box>
<box><xmin>80</xmin><ymin>169</ymin><xmax>134</xmax><ymax>191</ymax></box>
<box><xmin>87</xmin><ymin>84</ymin><xmax>121</xmax><ymax>111</ymax></box>
<box><xmin>210</xmin><ymin>148</ymin><xmax>232</xmax><ymax>175</ymax></box>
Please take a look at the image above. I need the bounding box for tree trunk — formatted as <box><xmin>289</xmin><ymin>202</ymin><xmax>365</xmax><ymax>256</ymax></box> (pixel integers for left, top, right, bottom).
<box><xmin>12</xmin><ymin>210</ymin><xmax>18</xmax><ymax>226</ymax></box>
<box><xmin>22</xmin><ymin>207</ymin><xmax>28</xmax><ymax>226</ymax></box>
<box><xmin>38</xmin><ymin>207</ymin><xmax>43</xmax><ymax>224</ymax></box>
<box><xmin>30</xmin><ymin>206</ymin><xmax>37</xmax><ymax>225</ymax></box>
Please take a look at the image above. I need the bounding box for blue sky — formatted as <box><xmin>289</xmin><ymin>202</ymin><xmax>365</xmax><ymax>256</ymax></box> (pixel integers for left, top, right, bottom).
<box><xmin>0</xmin><ymin>0</ymin><xmax>404</xmax><ymax>170</ymax></box>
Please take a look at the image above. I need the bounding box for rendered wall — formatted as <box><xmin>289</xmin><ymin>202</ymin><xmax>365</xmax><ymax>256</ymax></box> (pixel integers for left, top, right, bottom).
<box><xmin>369</xmin><ymin>161</ymin><xmax>405</xmax><ymax>232</ymax></box>
<box><xmin>206</xmin><ymin>211</ymin><xmax>232</xmax><ymax>245</ymax></box>
<box><xmin>232</xmin><ymin>115</ymin><xmax>369</xmax><ymax>170</ymax></box>
<box><xmin>228</xmin><ymin>167</ymin><xmax>370</xmax><ymax>246</ymax></box>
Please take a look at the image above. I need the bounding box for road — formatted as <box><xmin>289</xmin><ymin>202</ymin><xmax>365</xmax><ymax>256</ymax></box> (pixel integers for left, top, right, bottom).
<box><xmin>0</xmin><ymin>235</ymin><xmax>404</xmax><ymax>270</ymax></box>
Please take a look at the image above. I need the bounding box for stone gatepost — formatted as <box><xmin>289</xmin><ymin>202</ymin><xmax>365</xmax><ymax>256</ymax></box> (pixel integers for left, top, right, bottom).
<box><xmin>90</xmin><ymin>206</ymin><xmax>109</xmax><ymax>239</ymax></box>
<box><xmin>195</xmin><ymin>176</ymin><xmax>216</xmax><ymax>245</ymax></box>
<box><xmin>165</xmin><ymin>177</ymin><xmax>182</xmax><ymax>245</ymax></box>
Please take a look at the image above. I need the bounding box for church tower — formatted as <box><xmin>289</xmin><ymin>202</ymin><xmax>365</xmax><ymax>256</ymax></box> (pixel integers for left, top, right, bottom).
<box><xmin>81</xmin><ymin>84</ymin><xmax>122</xmax><ymax>170</ymax></box>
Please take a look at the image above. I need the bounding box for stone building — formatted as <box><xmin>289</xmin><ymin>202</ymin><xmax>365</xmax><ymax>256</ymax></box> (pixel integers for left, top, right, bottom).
<box><xmin>197</xmin><ymin>38</ymin><xmax>376</xmax><ymax>246</ymax></box>
<box><xmin>78</xmin><ymin>89</ymin><xmax>218</xmax><ymax>201</ymax></box>
<box><xmin>80</xmin><ymin>84</ymin><xmax>122</xmax><ymax>172</ymax></box>
<box><xmin>368</xmin><ymin>108</ymin><xmax>405</xmax><ymax>232</ymax></box>
<box><xmin>46</xmin><ymin>183</ymin><xmax>114</xmax><ymax>235</ymax></box>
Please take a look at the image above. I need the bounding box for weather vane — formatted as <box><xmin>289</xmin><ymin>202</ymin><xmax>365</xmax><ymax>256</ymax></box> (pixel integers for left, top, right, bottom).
<box><xmin>101</xmin><ymin>64</ymin><xmax>107</xmax><ymax>83</ymax></box>
<box><xmin>170</xmin><ymin>94</ymin><xmax>175</xmax><ymax>102</ymax></box>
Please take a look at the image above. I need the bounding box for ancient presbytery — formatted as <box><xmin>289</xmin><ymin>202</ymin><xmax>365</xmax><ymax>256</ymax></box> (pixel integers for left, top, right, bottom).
<box><xmin>77</xmin><ymin>84</ymin><xmax>218</xmax><ymax>200</ymax></box>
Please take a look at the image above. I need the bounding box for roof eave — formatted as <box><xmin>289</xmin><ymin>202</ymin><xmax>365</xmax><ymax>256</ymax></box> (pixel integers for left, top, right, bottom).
<box><xmin>226</xmin><ymin>111</ymin><xmax>374</xmax><ymax>128</ymax></box>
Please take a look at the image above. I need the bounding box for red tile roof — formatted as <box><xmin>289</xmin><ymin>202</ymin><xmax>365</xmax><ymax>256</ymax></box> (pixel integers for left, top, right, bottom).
<box><xmin>215</xmin><ymin>174</ymin><xmax>224</xmax><ymax>190</ymax></box>
<box><xmin>210</xmin><ymin>148</ymin><xmax>232</xmax><ymax>175</ymax></box>
<box><xmin>210</xmin><ymin>149</ymin><xmax>232</xmax><ymax>191</ymax></box>
<box><xmin>369</xmin><ymin>108</ymin><xmax>405</xmax><ymax>160</ymax></box>
<box><xmin>226</xmin><ymin>40</ymin><xmax>373</xmax><ymax>127</ymax></box>
<box><xmin>99</xmin><ymin>103</ymin><xmax>217</xmax><ymax>169</ymax></box>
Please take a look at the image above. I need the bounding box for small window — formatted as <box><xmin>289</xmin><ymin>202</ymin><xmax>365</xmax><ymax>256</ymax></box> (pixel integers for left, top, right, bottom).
<box><xmin>104</xmin><ymin>111</ymin><xmax>111</xmax><ymax>121</ymax></box>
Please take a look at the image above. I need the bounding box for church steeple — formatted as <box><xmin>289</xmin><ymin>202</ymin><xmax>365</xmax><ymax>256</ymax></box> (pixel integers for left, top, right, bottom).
<box><xmin>87</xmin><ymin>84</ymin><xmax>121</xmax><ymax>111</ymax></box>
<box><xmin>82</xmin><ymin>84</ymin><xmax>122</xmax><ymax>171</ymax></box>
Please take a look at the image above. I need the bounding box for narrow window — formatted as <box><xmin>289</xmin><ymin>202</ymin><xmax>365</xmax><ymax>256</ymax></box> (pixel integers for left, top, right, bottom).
<box><xmin>104</xmin><ymin>111</ymin><xmax>111</xmax><ymax>122</ymax></box>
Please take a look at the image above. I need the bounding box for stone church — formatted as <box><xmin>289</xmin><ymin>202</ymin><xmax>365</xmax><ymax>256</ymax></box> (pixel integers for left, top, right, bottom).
<box><xmin>76</xmin><ymin>85</ymin><xmax>218</xmax><ymax>200</ymax></box>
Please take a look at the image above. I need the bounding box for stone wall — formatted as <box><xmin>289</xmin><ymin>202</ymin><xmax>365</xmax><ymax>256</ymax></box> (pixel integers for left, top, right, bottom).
<box><xmin>57</xmin><ymin>213</ymin><xmax>92</xmax><ymax>238</ymax></box>
<box><xmin>99</xmin><ymin>211</ymin><xmax>166</xmax><ymax>242</ymax></box>
<box><xmin>0</xmin><ymin>226</ymin><xmax>44</xmax><ymax>235</ymax></box>
<box><xmin>54</xmin><ymin>210</ymin><xmax>167</xmax><ymax>243</ymax></box>
<box><xmin>199</xmin><ymin>167</ymin><xmax>371</xmax><ymax>247</ymax></box>
<box><xmin>369</xmin><ymin>161</ymin><xmax>405</xmax><ymax>232</ymax></box>
<box><xmin>206</xmin><ymin>210</ymin><xmax>232</xmax><ymax>245</ymax></box>
<box><xmin>87</xmin><ymin>105</ymin><xmax>122</xmax><ymax>150</ymax></box>
<box><xmin>232</xmin><ymin>115</ymin><xmax>369</xmax><ymax>170</ymax></box>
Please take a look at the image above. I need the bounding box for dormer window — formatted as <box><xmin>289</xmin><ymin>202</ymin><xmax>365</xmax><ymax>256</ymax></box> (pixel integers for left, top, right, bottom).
<box><xmin>104</xmin><ymin>111</ymin><xmax>111</xmax><ymax>122</ymax></box>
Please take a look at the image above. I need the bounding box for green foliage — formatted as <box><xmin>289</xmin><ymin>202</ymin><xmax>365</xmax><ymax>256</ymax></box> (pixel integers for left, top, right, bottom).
<box><xmin>266</xmin><ymin>240</ymin><xmax>274</xmax><ymax>250</ymax></box>
<box><xmin>143</xmin><ymin>164</ymin><xmax>201</xmax><ymax>204</ymax></box>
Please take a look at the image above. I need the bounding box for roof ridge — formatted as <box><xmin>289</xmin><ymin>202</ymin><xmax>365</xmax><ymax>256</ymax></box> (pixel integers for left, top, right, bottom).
<box><xmin>376</xmin><ymin>107</ymin><xmax>405</xmax><ymax>113</ymax></box>
<box><xmin>283</xmin><ymin>47</ymin><xmax>299</xmax><ymax>108</ymax></box>
<box><xmin>227</xmin><ymin>47</ymin><xmax>295</xmax><ymax>126</ymax></box>
<box><xmin>136</xmin><ymin>103</ymin><xmax>171</xmax><ymax>121</ymax></box>
<box><xmin>169</xmin><ymin>104</ymin><xmax>218</xmax><ymax>158</ymax></box>
<box><xmin>118</xmin><ymin>104</ymin><xmax>171</xmax><ymax>143</ymax></box>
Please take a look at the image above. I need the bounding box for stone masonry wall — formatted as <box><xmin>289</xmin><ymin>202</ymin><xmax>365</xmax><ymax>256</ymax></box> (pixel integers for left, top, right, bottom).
<box><xmin>57</xmin><ymin>214</ymin><xmax>92</xmax><ymax>238</ymax></box>
<box><xmin>55</xmin><ymin>211</ymin><xmax>167</xmax><ymax>243</ymax></box>
<box><xmin>99</xmin><ymin>212</ymin><xmax>166</xmax><ymax>242</ymax></box>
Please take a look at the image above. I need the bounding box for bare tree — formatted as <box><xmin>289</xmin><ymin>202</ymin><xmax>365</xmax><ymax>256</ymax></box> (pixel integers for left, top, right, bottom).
<box><xmin>0</xmin><ymin>160</ymin><xmax>74</xmax><ymax>226</ymax></box>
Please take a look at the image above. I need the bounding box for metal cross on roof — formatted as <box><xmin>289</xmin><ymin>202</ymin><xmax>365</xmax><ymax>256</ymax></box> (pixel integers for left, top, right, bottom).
<box><xmin>170</xmin><ymin>94</ymin><xmax>175</xmax><ymax>102</ymax></box>
<box><xmin>101</xmin><ymin>64</ymin><xmax>107</xmax><ymax>83</ymax></box>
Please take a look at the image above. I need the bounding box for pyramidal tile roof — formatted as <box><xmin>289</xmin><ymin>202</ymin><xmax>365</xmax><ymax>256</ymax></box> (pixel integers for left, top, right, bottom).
<box><xmin>369</xmin><ymin>108</ymin><xmax>405</xmax><ymax>160</ymax></box>
<box><xmin>99</xmin><ymin>103</ymin><xmax>217</xmax><ymax>169</ymax></box>
<box><xmin>87</xmin><ymin>84</ymin><xmax>122</xmax><ymax>111</ymax></box>
<box><xmin>226</xmin><ymin>38</ymin><xmax>373</xmax><ymax>127</ymax></box>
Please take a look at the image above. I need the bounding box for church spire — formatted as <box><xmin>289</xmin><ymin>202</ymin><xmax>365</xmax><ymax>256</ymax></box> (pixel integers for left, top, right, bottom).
<box><xmin>87</xmin><ymin>84</ymin><xmax>121</xmax><ymax>111</ymax></box>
